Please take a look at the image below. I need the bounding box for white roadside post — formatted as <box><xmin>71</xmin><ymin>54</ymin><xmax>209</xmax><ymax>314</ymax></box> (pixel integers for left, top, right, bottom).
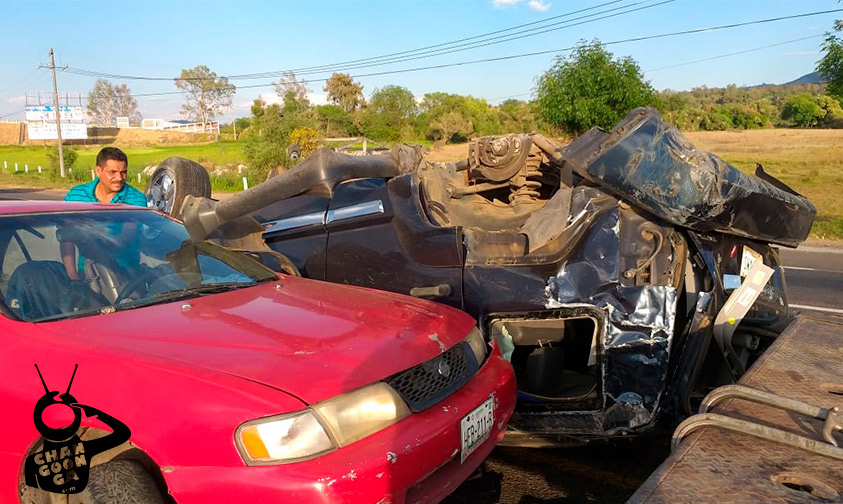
<box><xmin>243</xmin><ymin>177</ymin><xmax>248</xmax><ymax>190</ymax></box>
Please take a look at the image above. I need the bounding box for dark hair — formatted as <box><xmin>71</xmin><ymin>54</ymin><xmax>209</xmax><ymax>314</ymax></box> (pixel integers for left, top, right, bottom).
<box><xmin>96</xmin><ymin>147</ymin><xmax>128</xmax><ymax>168</ymax></box>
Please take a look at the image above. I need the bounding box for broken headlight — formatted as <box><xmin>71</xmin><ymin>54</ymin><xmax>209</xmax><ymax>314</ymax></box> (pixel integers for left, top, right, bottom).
<box><xmin>465</xmin><ymin>327</ymin><xmax>487</xmax><ymax>365</ymax></box>
<box><xmin>236</xmin><ymin>383</ymin><xmax>410</xmax><ymax>465</ymax></box>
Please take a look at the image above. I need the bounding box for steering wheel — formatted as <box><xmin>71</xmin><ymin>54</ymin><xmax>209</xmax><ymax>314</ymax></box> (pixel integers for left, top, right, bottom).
<box><xmin>114</xmin><ymin>268</ymin><xmax>157</xmax><ymax>305</ymax></box>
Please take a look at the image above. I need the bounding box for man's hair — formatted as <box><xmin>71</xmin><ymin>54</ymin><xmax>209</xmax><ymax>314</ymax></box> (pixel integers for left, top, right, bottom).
<box><xmin>96</xmin><ymin>147</ymin><xmax>128</xmax><ymax>168</ymax></box>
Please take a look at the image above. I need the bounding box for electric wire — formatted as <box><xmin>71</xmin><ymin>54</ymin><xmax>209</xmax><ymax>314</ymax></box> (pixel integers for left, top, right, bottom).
<box><xmin>60</xmin><ymin>0</ymin><xmax>650</xmax><ymax>81</ymax></box>
<box><xmin>111</xmin><ymin>9</ymin><xmax>842</xmax><ymax>101</ymax></box>
<box><xmin>5</xmin><ymin>7</ymin><xmax>837</xmax><ymax>112</ymax></box>
<box><xmin>645</xmin><ymin>33</ymin><xmax>824</xmax><ymax>72</ymax></box>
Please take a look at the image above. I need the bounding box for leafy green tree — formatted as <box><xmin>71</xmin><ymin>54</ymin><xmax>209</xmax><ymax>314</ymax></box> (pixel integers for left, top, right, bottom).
<box><xmin>359</xmin><ymin>85</ymin><xmax>417</xmax><ymax>141</ymax></box>
<box><xmin>174</xmin><ymin>65</ymin><xmax>235</xmax><ymax>125</ymax></box>
<box><xmin>780</xmin><ymin>94</ymin><xmax>843</xmax><ymax>127</ymax></box>
<box><xmin>244</xmin><ymin>102</ymin><xmax>316</xmax><ymax>172</ymax></box>
<box><xmin>87</xmin><ymin>79</ymin><xmax>141</xmax><ymax>126</ymax></box>
<box><xmin>289</xmin><ymin>127</ymin><xmax>322</xmax><ymax>158</ymax></box>
<box><xmin>497</xmin><ymin>99</ymin><xmax>537</xmax><ymax>133</ymax></box>
<box><xmin>417</xmin><ymin>92</ymin><xmax>501</xmax><ymax>143</ymax></box>
<box><xmin>534</xmin><ymin>40</ymin><xmax>656</xmax><ymax>134</ymax></box>
<box><xmin>315</xmin><ymin>105</ymin><xmax>357</xmax><ymax>137</ymax></box>
<box><xmin>817</xmin><ymin>20</ymin><xmax>843</xmax><ymax>101</ymax></box>
<box><xmin>324</xmin><ymin>73</ymin><xmax>365</xmax><ymax>113</ymax></box>
<box><xmin>273</xmin><ymin>71</ymin><xmax>310</xmax><ymax>115</ymax></box>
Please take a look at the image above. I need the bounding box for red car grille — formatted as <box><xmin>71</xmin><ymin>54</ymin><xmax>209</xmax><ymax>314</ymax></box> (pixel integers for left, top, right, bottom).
<box><xmin>388</xmin><ymin>342</ymin><xmax>478</xmax><ymax>412</ymax></box>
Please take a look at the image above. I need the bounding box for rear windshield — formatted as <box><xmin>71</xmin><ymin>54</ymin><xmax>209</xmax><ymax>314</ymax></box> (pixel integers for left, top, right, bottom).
<box><xmin>0</xmin><ymin>210</ymin><xmax>277</xmax><ymax>322</ymax></box>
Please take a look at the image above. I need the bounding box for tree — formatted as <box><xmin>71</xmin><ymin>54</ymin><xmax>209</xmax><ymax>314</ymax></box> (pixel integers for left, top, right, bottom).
<box><xmin>87</xmin><ymin>79</ymin><xmax>140</xmax><ymax>126</ymax></box>
<box><xmin>416</xmin><ymin>92</ymin><xmax>501</xmax><ymax>143</ymax></box>
<box><xmin>780</xmin><ymin>94</ymin><xmax>842</xmax><ymax>127</ymax></box>
<box><xmin>534</xmin><ymin>40</ymin><xmax>656</xmax><ymax>134</ymax></box>
<box><xmin>244</xmin><ymin>99</ymin><xmax>319</xmax><ymax>173</ymax></box>
<box><xmin>174</xmin><ymin>65</ymin><xmax>235</xmax><ymax>126</ymax></box>
<box><xmin>359</xmin><ymin>85</ymin><xmax>417</xmax><ymax>141</ymax></box>
<box><xmin>315</xmin><ymin>104</ymin><xmax>357</xmax><ymax>137</ymax></box>
<box><xmin>817</xmin><ymin>20</ymin><xmax>843</xmax><ymax>101</ymax></box>
<box><xmin>289</xmin><ymin>127</ymin><xmax>322</xmax><ymax>158</ymax></box>
<box><xmin>273</xmin><ymin>71</ymin><xmax>310</xmax><ymax>115</ymax></box>
<box><xmin>497</xmin><ymin>99</ymin><xmax>537</xmax><ymax>133</ymax></box>
<box><xmin>324</xmin><ymin>73</ymin><xmax>365</xmax><ymax>113</ymax></box>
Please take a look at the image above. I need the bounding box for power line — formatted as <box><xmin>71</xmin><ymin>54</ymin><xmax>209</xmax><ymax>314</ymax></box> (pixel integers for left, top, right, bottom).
<box><xmin>0</xmin><ymin>68</ymin><xmax>51</xmax><ymax>101</ymax></box>
<box><xmin>61</xmin><ymin>0</ymin><xmax>670</xmax><ymax>81</ymax></box>
<box><xmin>246</xmin><ymin>0</ymin><xmax>669</xmax><ymax>78</ymax></box>
<box><xmin>499</xmin><ymin>33</ymin><xmax>825</xmax><ymax>101</ymax></box>
<box><xmin>646</xmin><ymin>34</ymin><xmax>824</xmax><ymax>72</ymax></box>
<box><xmin>31</xmin><ymin>7</ymin><xmax>842</xmax><ymax>106</ymax></box>
<box><xmin>118</xmin><ymin>8</ymin><xmax>841</xmax><ymax>101</ymax></box>
<box><xmin>270</xmin><ymin>0</ymin><xmax>632</xmax><ymax>77</ymax></box>
<box><xmin>0</xmin><ymin>109</ymin><xmax>26</xmax><ymax>120</ymax></box>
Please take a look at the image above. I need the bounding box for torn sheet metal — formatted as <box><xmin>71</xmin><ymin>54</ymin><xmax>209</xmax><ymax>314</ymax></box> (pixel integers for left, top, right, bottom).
<box><xmin>561</xmin><ymin>108</ymin><xmax>816</xmax><ymax>247</ymax></box>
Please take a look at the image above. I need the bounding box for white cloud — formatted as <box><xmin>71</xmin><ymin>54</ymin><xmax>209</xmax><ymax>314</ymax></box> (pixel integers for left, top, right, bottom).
<box><xmin>782</xmin><ymin>51</ymin><xmax>819</xmax><ymax>56</ymax></box>
<box><xmin>528</xmin><ymin>0</ymin><xmax>551</xmax><ymax>12</ymax></box>
<box><xmin>8</xmin><ymin>95</ymin><xmax>26</xmax><ymax>105</ymax></box>
<box><xmin>493</xmin><ymin>0</ymin><xmax>521</xmax><ymax>8</ymax></box>
<box><xmin>258</xmin><ymin>92</ymin><xmax>283</xmax><ymax>106</ymax></box>
<box><xmin>308</xmin><ymin>93</ymin><xmax>329</xmax><ymax>106</ymax></box>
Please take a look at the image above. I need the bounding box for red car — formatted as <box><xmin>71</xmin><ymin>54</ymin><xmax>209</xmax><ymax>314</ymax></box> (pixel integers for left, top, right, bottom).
<box><xmin>0</xmin><ymin>201</ymin><xmax>516</xmax><ymax>503</ymax></box>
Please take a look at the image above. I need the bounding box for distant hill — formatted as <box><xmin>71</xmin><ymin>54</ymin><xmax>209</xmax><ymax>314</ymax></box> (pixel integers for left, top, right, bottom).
<box><xmin>783</xmin><ymin>71</ymin><xmax>824</xmax><ymax>86</ymax></box>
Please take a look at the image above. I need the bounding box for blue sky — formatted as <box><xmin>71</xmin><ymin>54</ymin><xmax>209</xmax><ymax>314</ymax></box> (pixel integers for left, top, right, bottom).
<box><xmin>1</xmin><ymin>0</ymin><xmax>840</xmax><ymax>122</ymax></box>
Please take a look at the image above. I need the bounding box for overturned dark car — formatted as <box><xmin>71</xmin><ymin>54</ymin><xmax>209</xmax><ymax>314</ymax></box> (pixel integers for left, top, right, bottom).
<box><xmin>147</xmin><ymin>108</ymin><xmax>816</xmax><ymax>445</ymax></box>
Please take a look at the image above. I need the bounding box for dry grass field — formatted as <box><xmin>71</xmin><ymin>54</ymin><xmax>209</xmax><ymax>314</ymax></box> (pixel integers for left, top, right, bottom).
<box><xmin>427</xmin><ymin>129</ymin><xmax>843</xmax><ymax>239</ymax></box>
<box><xmin>686</xmin><ymin>129</ymin><xmax>843</xmax><ymax>240</ymax></box>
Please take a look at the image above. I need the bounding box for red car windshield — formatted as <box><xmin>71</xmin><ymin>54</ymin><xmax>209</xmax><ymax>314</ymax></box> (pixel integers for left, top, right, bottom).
<box><xmin>0</xmin><ymin>210</ymin><xmax>277</xmax><ymax>322</ymax></box>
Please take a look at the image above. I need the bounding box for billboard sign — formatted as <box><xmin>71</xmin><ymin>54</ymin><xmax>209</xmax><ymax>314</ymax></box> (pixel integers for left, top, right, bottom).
<box><xmin>27</xmin><ymin>123</ymin><xmax>88</xmax><ymax>140</ymax></box>
<box><xmin>25</xmin><ymin>105</ymin><xmax>85</xmax><ymax>122</ymax></box>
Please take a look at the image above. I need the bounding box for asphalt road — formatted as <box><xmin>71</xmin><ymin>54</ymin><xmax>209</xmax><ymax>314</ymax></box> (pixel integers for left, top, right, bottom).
<box><xmin>2</xmin><ymin>187</ymin><xmax>840</xmax><ymax>503</ymax></box>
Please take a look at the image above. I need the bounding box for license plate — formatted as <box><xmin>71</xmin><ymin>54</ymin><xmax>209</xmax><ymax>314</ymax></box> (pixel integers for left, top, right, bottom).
<box><xmin>460</xmin><ymin>395</ymin><xmax>494</xmax><ymax>463</ymax></box>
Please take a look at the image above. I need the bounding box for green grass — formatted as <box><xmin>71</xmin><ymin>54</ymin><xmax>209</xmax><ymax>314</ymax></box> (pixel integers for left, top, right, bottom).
<box><xmin>0</xmin><ymin>142</ymin><xmax>246</xmax><ymax>191</ymax></box>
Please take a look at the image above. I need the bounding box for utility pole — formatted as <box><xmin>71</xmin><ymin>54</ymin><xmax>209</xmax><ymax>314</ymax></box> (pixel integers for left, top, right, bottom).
<box><xmin>49</xmin><ymin>49</ymin><xmax>66</xmax><ymax>178</ymax></box>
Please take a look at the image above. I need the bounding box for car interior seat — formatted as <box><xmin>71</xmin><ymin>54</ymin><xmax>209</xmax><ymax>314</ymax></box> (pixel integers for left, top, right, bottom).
<box><xmin>6</xmin><ymin>260</ymin><xmax>108</xmax><ymax>320</ymax></box>
<box><xmin>6</xmin><ymin>261</ymin><xmax>73</xmax><ymax>320</ymax></box>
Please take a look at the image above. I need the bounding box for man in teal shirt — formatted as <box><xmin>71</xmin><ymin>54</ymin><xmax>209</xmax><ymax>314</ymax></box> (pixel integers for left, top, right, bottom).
<box><xmin>62</xmin><ymin>147</ymin><xmax>147</xmax><ymax>280</ymax></box>
<box><xmin>64</xmin><ymin>147</ymin><xmax>147</xmax><ymax>205</ymax></box>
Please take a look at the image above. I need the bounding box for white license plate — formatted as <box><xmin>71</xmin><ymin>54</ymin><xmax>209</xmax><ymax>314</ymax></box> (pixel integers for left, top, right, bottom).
<box><xmin>460</xmin><ymin>395</ymin><xmax>494</xmax><ymax>463</ymax></box>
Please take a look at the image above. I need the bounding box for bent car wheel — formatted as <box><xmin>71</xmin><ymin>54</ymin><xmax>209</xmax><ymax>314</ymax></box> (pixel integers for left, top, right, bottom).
<box><xmin>146</xmin><ymin>157</ymin><xmax>211</xmax><ymax>220</ymax></box>
<box><xmin>86</xmin><ymin>460</ymin><xmax>165</xmax><ymax>504</ymax></box>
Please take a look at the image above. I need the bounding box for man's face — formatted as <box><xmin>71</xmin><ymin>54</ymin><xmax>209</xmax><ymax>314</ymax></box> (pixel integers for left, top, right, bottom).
<box><xmin>95</xmin><ymin>159</ymin><xmax>128</xmax><ymax>193</ymax></box>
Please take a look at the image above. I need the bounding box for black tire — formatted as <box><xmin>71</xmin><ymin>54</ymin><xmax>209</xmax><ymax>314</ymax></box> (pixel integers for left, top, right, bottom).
<box><xmin>86</xmin><ymin>460</ymin><xmax>165</xmax><ymax>504</ymax></box>
<box><xmin>146</xmin><ymin>157</ymin><xmax>211</xmax><ymax>220</ymax></box>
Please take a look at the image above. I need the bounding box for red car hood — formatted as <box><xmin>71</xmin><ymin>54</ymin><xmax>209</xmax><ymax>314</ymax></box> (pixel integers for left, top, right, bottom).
<box><xmin>40</xmin><ymin>277</ymin><xmax>474</xmax><ymax>404</ymax></box>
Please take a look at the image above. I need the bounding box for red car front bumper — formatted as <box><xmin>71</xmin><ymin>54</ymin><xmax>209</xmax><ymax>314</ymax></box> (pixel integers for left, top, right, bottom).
<box><xmin>163</xmin><ymin>348</ymin><xmax>516</xmax><ymax>504</ymax></box>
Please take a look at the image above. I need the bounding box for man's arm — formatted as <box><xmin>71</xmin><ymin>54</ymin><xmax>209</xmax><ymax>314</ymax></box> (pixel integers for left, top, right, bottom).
<box><xmin>60</xmin><ymin>241</ymin><xmax>80</xmax><ymax>280</ymax></box>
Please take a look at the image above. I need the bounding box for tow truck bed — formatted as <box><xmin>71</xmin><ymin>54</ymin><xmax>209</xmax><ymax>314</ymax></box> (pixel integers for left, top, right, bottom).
<box><xmin>629</xmin><ymin>311</ymin><xmax>843</xmax><ymax>503</ymax></box>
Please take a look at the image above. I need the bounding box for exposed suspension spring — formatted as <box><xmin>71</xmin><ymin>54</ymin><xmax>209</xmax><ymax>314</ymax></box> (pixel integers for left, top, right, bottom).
<box><xmin>508</xmin><ymin>150</ymin><xmax>543</xmax><ymax>205</ymax></box>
